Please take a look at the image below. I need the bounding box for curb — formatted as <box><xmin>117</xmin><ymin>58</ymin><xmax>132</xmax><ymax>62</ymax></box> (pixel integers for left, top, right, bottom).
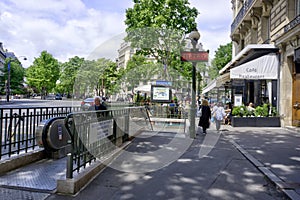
<box><xmin>229</xmin><ymin>139</ymin><xmax>300</xmax><ymax>200</ymax></box>
<box><xmin>0</xmin><ymin>149</ymin><xmax>45</xmax><ymax>175</ymax></box>
<box><xmin>284</xmin><ymin>126</ymin><xmax>300</xmax><ymax>134</ymax></box>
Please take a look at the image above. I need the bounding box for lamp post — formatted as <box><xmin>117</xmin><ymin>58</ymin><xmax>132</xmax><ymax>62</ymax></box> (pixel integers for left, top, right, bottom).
<box><xmin>181</xmin><ymin>30</ymin><xmax>208</xmax><ymax>138</ymax></box>
<box><xmin>189</xmin><ymin>30</ymin><xmax>200</xmax><ymax>139</ymax></box>
<box><xmin>6</xmin><ymin>56</ymin><xmax>27</xmax><ymax>102</ymax></box>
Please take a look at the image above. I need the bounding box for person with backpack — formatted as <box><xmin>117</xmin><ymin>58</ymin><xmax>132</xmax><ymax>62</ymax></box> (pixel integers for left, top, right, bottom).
<box><xmin>212</xmin><ymin>102</ymin><xmax>226</xmax><ymax>131</ymax></box>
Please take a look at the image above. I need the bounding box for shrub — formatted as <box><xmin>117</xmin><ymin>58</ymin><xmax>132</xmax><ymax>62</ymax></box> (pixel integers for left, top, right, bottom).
<box><xmin>254</xmin><ymin>104</ymin><xmax>270</xmax><ymax>117</ymax></box>
<box><xmin>233</xmin><ymin>104</ymin><xmax>278</xmax><ymax>117</ymax></box>
<box><xmin>232</xmin><ymin>105</ymin><xmax>246</xmax><ymax>117</ymax></box>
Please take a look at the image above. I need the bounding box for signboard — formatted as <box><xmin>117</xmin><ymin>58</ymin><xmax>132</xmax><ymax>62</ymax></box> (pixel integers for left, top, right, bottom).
<box><xmin>155</xmin><ymin>80</ymin><xmax>172</xmax><ymax>86</ymax></box>
<box><xmin>234</xmin><ymin>94</ymin><xmax>243</xmax><ymax>106</ymax></box>
<box><xmin>151</xmin><ymin>85</ymin><xmax>172</xmax><ymax>103</ymax></box>
<box><xmin>230</xmin><ymin>54</ymin><xmax>278</xmax><ymax>80</ymax></box>
<box><xmin>89</xmin><ymin>119</ymin><xmax>113</xmax><ymax>144</ymax></box>
<box><xmin>181</xmin><ymin>51</ymin><xmax>209</xmax><ymax>62</ymax></box>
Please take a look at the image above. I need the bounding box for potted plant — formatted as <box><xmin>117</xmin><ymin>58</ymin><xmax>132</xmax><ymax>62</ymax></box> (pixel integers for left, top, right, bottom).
<box><xmin>231</xmin><ymin>103</ymin><xmax>280</xmax><ymax>127</ymax></box>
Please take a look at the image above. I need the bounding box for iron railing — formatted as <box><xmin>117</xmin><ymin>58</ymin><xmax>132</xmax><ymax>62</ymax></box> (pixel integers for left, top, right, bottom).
<box><xmin>64</xmin><ymin>107</ymin><xmax>152</xmax><ymax>178</ymax></box>
<box><xmin>0</xmin><ymin>106</ymin><xmax>81</xmax><ymax>159</ymax></box>
<box><xmin>231</xmin><ymin>0</ymin><xmax>255</xmax><ymax>34</ymax></box>
<box><xmin>284</xmin><ymin>14</ymin><xmax>300</xmax><ymax>33</ymax></box>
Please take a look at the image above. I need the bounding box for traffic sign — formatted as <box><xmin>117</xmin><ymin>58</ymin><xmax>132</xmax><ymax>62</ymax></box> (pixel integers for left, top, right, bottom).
<box><xmin>181</xmin><ymin>51</ymin><xmax>209</xmax><ymax>62</ymax></box>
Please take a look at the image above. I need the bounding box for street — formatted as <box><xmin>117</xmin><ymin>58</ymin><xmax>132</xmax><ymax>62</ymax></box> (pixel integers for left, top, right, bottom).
<box><xmin>0</xmin><ymin>98</ymin><xmax>80</xmax><ymax>108</ymax></box>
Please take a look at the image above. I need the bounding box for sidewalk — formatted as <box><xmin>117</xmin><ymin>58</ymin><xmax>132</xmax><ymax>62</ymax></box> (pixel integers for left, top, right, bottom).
<box><xmin>46</xmin><ymin>124</ymin><xmax>294</xmax><ymax>200</ymax></box>
<box><xmin>223</xmin><ymin>125</ymin><xmax>300</xmax><ymax>199</ymax></box>
<box><xmin>1</xmin><ymin>122</ymin><xmax>299</xmax><ymax>199</ymax></box>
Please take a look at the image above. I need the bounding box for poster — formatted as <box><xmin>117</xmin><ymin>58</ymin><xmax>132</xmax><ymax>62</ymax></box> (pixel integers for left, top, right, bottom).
<box><xmin>151</xmin><ymin>85</ymin><xmax>171</xmax><ymax>102</ymax></box>
<box><xmin>234</xmin><ymin>95</ymin><xmax>243</xmax><ymax>106</ymax></box>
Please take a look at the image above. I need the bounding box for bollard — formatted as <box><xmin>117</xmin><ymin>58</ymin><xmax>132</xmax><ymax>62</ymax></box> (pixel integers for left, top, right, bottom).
<box><xmin>66</xmin><ymin>152</ymin><xmax>73</xmax><ymax>179</ymax></box>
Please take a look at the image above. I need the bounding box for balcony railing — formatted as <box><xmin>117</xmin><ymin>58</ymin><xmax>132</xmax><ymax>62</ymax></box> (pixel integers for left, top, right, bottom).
<box><xmin>231</xmin><ymin>0</ymin><xmax>255</xmax><ymax>34</ymax></box>
<box><xmin>284</xmin><ymin>14</ymin><xmax>300</xmax><ymax>33</ymax></box>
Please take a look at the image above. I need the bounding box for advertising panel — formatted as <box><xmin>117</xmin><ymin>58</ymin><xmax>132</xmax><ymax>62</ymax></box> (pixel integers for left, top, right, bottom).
<box><xmin>151</xmin><ymin>85</ymin><xmax>172</xmax><ymax>103</ymax></box>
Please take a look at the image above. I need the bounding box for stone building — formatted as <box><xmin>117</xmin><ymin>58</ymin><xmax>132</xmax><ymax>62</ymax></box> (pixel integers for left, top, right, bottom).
<box><xmin>218</xmin><ymin>0</ymin><xmax>300</xmax><ymax>127</ymax></box>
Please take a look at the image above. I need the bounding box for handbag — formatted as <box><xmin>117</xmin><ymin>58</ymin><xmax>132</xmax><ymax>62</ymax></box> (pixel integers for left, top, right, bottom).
<box><xmin>197</xmin><ymin>108</ymin><xmax>202</xmax><ymax>117</ymax></box>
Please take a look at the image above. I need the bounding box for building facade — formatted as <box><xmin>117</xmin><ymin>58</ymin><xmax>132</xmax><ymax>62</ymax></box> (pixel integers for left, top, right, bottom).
<box><xmin>218</xmin><ymin>0</ymin><xmax>300</xmax><ymax>127</ymax></box>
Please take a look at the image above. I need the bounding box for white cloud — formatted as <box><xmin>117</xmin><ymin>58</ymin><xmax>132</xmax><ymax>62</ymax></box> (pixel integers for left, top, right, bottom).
<box><xmin>0</xmin><ymin>0</ymin><xmax>232</xmax><ymax>68</ymax></box>
<box><xmin>0</xmin><ymin>0</ymin><xmax>128</xmax><ymax>67</ymax></box>
<box><xmin>190</xmin><ymin>0</ymin><xmax>232</xmax><ymax>57</ymax></box>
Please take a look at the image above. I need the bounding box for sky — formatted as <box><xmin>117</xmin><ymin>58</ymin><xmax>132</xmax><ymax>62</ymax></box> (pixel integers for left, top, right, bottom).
<box><xmin>0</xmin><ymin>0</ymin><xmax>232</xmax><ymax>68</ymax></box>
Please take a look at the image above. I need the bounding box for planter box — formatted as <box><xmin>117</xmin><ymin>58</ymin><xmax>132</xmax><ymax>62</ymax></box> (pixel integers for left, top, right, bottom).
<box><xmin>231</xmin><ymin>117</ymin><xmax>280</xmax><ymax>127</ymax></box>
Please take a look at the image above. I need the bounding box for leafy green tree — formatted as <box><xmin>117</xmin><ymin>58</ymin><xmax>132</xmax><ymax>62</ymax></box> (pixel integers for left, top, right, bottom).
<box><xmin>74</xmin><ymin>58</ymin><xmax>120</xmax><ymax>98</ymax></box>
<box><xmin>125</xmin><ymin>0</ymin><xmax>199</xmax><ymax>78</ymax></box>
<box><xmin>121</xmin><ymin>55</ymin><xmax>155</xmax><ymax>93</ymax></box>
<box><xmin>207</xmin><ymin>42</ymin><xmax>232</xmax><ymax>80</ymax></box>
<box><xmin>213</xmin><ymin>42</ymin><xmax>232</xmax><ymax>70</ymax></box>
<box><xmin>25</xmin><ymin>51</ymin><xmax>60</xmax><ymax>98</ymax></box>
<box><xmin>0</xmin><ymin>59</ymin><xmax>26</xmax><ymax>95</ymax></box>
<box><xmin>57</xmin><ymin>56</ymin><xmax>84</xmax><ymax>97</ymax></box>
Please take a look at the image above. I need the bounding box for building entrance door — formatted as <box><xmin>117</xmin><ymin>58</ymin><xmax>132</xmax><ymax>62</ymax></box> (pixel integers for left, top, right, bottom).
<box><xmin>292</xmin><ymin>62</ymin><xmax>300</xmax><ymax>127</ymax></box>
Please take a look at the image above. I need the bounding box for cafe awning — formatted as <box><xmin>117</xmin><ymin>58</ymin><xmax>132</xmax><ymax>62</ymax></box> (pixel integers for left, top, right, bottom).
<box><xmin>201</xmin><ymin>79</ymin><xmax>216</xmax><ymax>94</ymax></box>
<box><xmin>201</xmin><ymin>72</ymin><xmax>230</xmax><ymax>95</ymax></box>
<box><xmin>230</xmin><ymin>53</ymin><xmax>279</xmax><ymax>80</ymax></box>
<box><xmin>219</xmin><ymin>44</ymin><xmax>279</xmax><ymax>75</ymax></box>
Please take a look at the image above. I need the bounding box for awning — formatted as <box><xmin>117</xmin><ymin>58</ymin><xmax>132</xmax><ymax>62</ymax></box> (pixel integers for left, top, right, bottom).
<box><xmin>216</xmin><ymin>73</ymin><xmax>230</xmax><ymax>87</ymax></box>
<box><xmin>201</xmin><ymin>73</ymin><xmax>230</xmax><ymax>94</ymax></box>
<box><xmin>202</xmin><ymin>79</ymin><xmax>216</xmax><ymax>94</ymax></box>
<box><xmin>134</xmin><ymin>85</ymin><xmax>152</xmax><ymax>93</ymax></box>
<box><xmin>219</xmin><ymin>44</ymin><xmax>279</xmax><ymax>74</ymax></box>
<box><xmin>230</xmin><ymin>53</ymin><xmax>279</xmax><ymax>80</ymax></box>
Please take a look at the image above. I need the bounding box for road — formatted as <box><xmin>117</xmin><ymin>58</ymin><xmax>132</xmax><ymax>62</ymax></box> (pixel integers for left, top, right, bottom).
<box><xmin>0</xmin><ymin>98</ymin><xmax>81</xmax><ymax>108</ymax></box>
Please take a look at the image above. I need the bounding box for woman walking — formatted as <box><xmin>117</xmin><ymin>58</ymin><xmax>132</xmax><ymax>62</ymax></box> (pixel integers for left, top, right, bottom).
<box><xmin>198</xmin><ymin>99</ymin><xmax>211</xmax><ymax>134</ymax></box>
<box><xmin>212</xmin><ymin>102</ymin><xmax>226</xmax><ymax>131</ymax></box>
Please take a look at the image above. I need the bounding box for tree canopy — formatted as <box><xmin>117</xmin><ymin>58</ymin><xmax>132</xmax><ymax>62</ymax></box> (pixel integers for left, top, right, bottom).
<box><xmin>125</xmin><ymin>0</ymin><xmax>199</xmax><ymax>79</ymax></box>
<box><xmin>57</xmin><ymin>56</ymin><xmax>84</xmax><ymax>96</ymax></box>
<box><xmin>212</xmin><ymin>42</ymin><xmax>232</xmax><ymax>71</ymax></box>
<box><xmin>73</xmin><ymin>58</ymin><xmax>120</xmax><ymax>98</ymax></box>
<box><xmin>0</xmin><ymin>58</ymin><xmax>26</xmax><ymax>95</ymax></box>
<box><xmin>25</xmin><ymin>51</ymin><xmax>60</xmax><ymax>96</ymax></box>
<box><xmin>209</xmin><ymin>42</ymin><xmax>232</xmax><ymax>79</ymax></box>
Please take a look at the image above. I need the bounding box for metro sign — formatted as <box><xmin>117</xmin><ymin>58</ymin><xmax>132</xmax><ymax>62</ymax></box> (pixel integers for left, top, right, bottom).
<box><xmin>181</xmin><ymin>51</ymin><xmax>209</xmax><ymax>62</ymax></box>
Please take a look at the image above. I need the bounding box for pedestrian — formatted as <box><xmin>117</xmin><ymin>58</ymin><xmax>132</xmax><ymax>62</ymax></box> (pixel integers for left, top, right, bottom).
<box><xmin>168</xmin><ymin>100</ymin><xmax>176</xmax><ymax>118</ymax></box>
<box><xmin>198</xmin><ymin>99</ymin><xmax>211</xmax><ymax>134</ymax></box>
<box><xmin>89</xmin><ymin>96</ymin><xmax>107</xmax><ymax>117</ymax></box>
<box><xmin>212</xmin><ymin>102</ymin><xmax>226</xmax><ymax>131</ymax></box>
<box><xmin>247</xmin><ymin>102</ymin><xmax>255</xmax><ymax>113</ymax></box>
<box><xmin>225</xmin><ymin>102</ymin><xmax>233</xmax><ymax>125</ymax></box>
<box><xmin>211</xmin><ymin>103</ymin><xmax>218</xmax><ymax>123</ymax></box>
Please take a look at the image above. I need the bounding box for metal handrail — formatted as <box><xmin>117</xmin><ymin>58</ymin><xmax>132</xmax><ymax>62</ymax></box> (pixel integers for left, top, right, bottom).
<box><xmin>64</xmin><ymin>107</ymin><xmax>150</xmax><ymax>178</ymax></box>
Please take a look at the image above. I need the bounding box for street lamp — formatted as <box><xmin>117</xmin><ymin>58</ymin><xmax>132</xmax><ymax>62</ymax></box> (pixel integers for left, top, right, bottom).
<box><xmin>189</xmin><ymin>30</ymin><xmax>200</xmax><ymax>138</ymax></box>
<box><xmin>6</xmin><ymin>56</ymin><xmax>27</xmax><ymax>102</ymax></box>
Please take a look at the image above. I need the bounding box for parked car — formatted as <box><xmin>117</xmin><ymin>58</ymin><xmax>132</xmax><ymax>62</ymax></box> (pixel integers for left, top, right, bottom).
<box><xmin>55</xmin><ymin>94</ymin><xmax>62</xmax><ymax>100</ymax></box>
<box><xmin>81</xmin><ymin>97</ymin><xmax>95</xmax><ymax>110</ymax></box>
<box><xmin>45</xmin><ymin>94</ymin><xmax>56</xmax><ymax>100</ymax></box>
